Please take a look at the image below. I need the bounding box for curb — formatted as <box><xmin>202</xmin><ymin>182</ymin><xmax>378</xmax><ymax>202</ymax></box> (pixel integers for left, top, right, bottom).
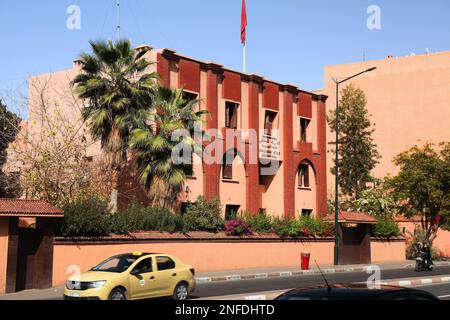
<box><xmin>195</xmin><ymin>266</ymin><xmax>370</xmax><ymax>284</ymax></box>
<box><xmin>379</xmin><ymin>275</ymin><xmax>450</xmax><ymax>287</ymax></box>
<box><xmin>195</xmin><ymin>262</ymin><xmax>450</xmax><ymax>284</ymax></box>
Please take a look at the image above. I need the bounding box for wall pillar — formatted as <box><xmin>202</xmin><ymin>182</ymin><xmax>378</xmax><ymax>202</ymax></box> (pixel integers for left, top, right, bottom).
<box><xmin>203</xmin><ymin>64</ymin><xmax>222</xmax><ymax>201</ymax></box>
<box><xmin>283</xmin><ymin>87</ymin><xmax>296</xmax><ymax>219</ymax></box>
<box><xmin>316</xmin><ymin>95</ymin><xmax>328</xmax><ymax>217</ymax></box>
<box><xmin>0</xmin><ymin>217</ymin><xmax>10</xmax><ymax>294</ymax></box>
<box><xmin>5</xmin><ymin>217</ymin><xmax>18</xmax><ymax>293</ymax></box>
<box><xmin>245</xmin><ymin>77</ymin><xmax>263</xmax><ymax>214</ymax></box>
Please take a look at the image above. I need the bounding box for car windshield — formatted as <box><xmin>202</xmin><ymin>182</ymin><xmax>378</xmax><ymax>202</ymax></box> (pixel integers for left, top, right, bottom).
<box><xmin>90</xmin><ymin>255</ymin><xmax>139</xmax><ymax>273</ymax></box>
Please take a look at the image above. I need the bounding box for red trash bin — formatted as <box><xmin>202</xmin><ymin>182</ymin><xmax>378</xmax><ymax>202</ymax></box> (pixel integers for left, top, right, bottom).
<box><xmin>301</xmin><ymin>252</ymin><xmax>310</xmax><ymax>270</ymax></box>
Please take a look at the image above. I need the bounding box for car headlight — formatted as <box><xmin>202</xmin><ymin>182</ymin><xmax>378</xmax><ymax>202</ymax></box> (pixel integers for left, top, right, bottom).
<box><xmin>87</xmin><ymin>281</ymin><xmax>107</xmax><ymax>289</ymax></box>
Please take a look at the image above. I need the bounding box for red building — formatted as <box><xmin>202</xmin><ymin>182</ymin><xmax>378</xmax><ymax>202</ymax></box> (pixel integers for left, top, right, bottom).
<box><xmin>153</xmin><ymin>48</ymin><xmax>328</xmax><ymax>218</ymax></box>
<box><xmin>21</xmin><ymin>46</ymin><xmax>328</xmax><ymax>219</ymax></box>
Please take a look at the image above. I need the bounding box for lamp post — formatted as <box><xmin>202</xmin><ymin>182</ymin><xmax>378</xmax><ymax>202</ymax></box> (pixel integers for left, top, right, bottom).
<box><xmin>332</xmin><ymin>67</ymin><xmax>377</xmax><ymax>266</ymax></box>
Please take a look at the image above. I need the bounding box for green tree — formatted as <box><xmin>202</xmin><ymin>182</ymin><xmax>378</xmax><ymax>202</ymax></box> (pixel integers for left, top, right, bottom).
<box><xmin>129</xmin><ymin>87</ymin><xmax>206</xmax><ymax>210</ymax></box>
<box><xmin>72</xmin><ymin>40</ymin><xmax>158</xmax><ymax>212</ymax></box>
<box><xmin>350</xmin><ymin>187</ymin><xmax>397</xmax><ymax>219</ymax></box>
<box><xmin>328</xmin><ymin>84</ymin><xmax>380</xmax><ymax>200</ymax></box>
<box><xmin>0</xmin><ymin>99</ymin><xmax>21</xmax><ymax>197</ymax></box>
<box><xmin>386</xmin><ymin>143</ymin><xmax>450</xmax><ymax>244</ymax></box>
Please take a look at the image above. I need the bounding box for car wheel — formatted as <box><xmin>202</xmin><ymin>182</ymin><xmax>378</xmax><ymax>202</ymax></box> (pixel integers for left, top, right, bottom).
<box><xmin>109</xmin><ymin>288</ymin><xmax>127</xmax><ymax>300</ymax></box>
<box><xmin>173</xmin><ymin>282</ymin><xmax>189</xmax><ymax>300</ymax></box>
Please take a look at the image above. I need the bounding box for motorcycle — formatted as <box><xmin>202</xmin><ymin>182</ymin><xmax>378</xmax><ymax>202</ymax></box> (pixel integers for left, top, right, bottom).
<box><xmin>415</xmin><ymin>251</ymin><xmax>433</xmax><ymax>272</ymax></box>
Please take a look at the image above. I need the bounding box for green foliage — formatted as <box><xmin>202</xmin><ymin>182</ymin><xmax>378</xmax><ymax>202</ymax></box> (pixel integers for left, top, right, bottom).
<box><xmin>183</xmin><ymin>197</ymin><xmax>224</xmax><ymax>232</ymax></box>
<box><xmin>130</xmin><ymin>87</ymin><xmax>207</xmax><ymax>210</ymax></box>
<box><xmin>0</xmin><ymin>99</ymin><xmax>21</xmax><ymax>198</ymax></box>
<box><xmin>72</xmin><ymin>40</ymin><xmax>158</xmax><ymax>212</ymax></box>
<box><xmin>273</xmin><ymin>216</ymin><xmax>334</xmax><ymax>238</ymax></box>
<box><xmin>328</xmin><ymin>84</ymin><xmax>380</xmax><ymax>200</ymax></box>
<box><xmin>372</xmin><ymin>218</ymin><xmax>400</xmax><ymax>237</ymax></box>
<box><xmin>351</xmin><ymin>187</ymin><xmax>397</xmax><ymax>219</ymax></box>
<box><xmin>57</xmin><ymin>198</ymin><xmax>111</xmax><ymax>236</ymax></box>
<box><xmin>111</xmin><ymin>204</ymin><xmax>184</xmax><ymax>234</ymax></box>
<box><xmin>386</xmin><ymin>142</ymin><xmax>450</xmax><ymax>243</ymax></box>
<box><xmin>240</xmin><ymin>212</ymin><xmax>274</xmax><ymax>234</ymax></box>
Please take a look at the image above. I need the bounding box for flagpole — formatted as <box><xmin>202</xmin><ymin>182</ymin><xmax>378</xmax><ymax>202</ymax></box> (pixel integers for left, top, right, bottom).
<box><xmin>243</xmin><ymin>44</ymin><xmax>246</xmax><ymax>73</ymax></box>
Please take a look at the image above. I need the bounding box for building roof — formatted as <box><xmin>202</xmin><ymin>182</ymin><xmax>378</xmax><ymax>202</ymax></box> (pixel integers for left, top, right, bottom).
<box><xmin>324</xmin><ymin>211</ymin><xmax>378</xmax><ymax>224</ymax></box>
<box><xmin>394</xmin><ymin>215</ymin><xmax>421</xmax><ymax>222</ymax></box>
<box><xmin>0</xmin><ymin>198</ymin><xmax>63</xmax><ymax>217</ymax></box>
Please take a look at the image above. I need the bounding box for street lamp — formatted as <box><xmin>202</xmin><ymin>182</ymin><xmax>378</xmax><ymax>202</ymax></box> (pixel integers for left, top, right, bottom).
<box><xmin>332</xmin><ymin>67</ymin><xmax>377</xmax><ymax>266</ymax></box>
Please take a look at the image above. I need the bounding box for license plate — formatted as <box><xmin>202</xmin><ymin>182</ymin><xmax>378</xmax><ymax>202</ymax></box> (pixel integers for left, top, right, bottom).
<box><xmin>68</xmin><ymin>292</ymin><xmax>80</xmax><ymax>298</ymax></box>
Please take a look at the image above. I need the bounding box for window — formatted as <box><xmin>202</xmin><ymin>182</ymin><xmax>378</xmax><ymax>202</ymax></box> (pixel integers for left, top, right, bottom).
<box><xmin>131</xmin><ymin>258</ymin><xmax>153</xmax><ymax>274</ymax></box>
<box><xmin>300</xmin><ymin>118</ymin><xmax>310</xmax><ymax>142</ymax></box>
<box><xmin>183</xmin><ymin>152</ymin><xmax>194</xmax><ymax>177</ymax></box>
<box><xmin>222</xmin><ymin>150</ymin><xmax>236</xmax><ymax>180</ymax></box>
<box><xmin>225</xmin><ymin>102</ymin><xmax>238</xmax><ymax>129</ymax></box>
<box><xmin>301</xmin><ymin>209</ymin><xmax>313</xmax><ymax>217</ymax></box>
<box><xmin>156</xmin><ymin>256</ymin><xmax>176</xmax><ymax>271</ymax></box>
<box><xmin>299</xmin><ymin>163</ymin><xmax>310</xmax><ymax>188</ymax></box>
<box><xmin>183</xmin><ymin>91</ymin><xmax>198</xmax><ymax>102</ymax></box>
<box><xmin>264</xmin><ymin>110</ymin><xmax>277</xmax><ymax>136</ymax></box>
<box><xmin>225</xmin><ymin>205</ymin><xmax>240</xmax><ymax>220</ymax></box>
<box><xmin>91</xmin><ymin>254</ymin><xmax>139</xmax><ymax>273</ymax></box>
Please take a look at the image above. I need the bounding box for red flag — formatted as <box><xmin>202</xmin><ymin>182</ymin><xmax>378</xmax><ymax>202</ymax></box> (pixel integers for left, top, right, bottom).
<box><xmin>241</xmin><ymin>0</ymin><xmax>247</xmax><ymax>45</ymax></box>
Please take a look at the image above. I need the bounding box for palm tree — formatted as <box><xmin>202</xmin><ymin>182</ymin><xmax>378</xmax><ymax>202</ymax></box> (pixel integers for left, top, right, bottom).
<box><xmin>72</xmin><ymin>40</ymin><xmax>157</xmax><ymax>212</ymax></box>
<box><xmin>130</xmin><ymin>87</ymin><xmax>207</xmax><ymax>210</ymax></box>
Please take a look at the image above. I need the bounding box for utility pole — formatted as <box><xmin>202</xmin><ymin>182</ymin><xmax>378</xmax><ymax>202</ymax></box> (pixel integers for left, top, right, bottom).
<box><xmin>332</xmin><ymin>67</ymin><xmax>377</xmax><ymax>265</ymax></box>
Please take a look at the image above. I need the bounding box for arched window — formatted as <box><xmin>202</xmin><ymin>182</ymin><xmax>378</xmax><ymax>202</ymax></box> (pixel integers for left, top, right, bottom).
<box><xmin>298</xmin><ymin>162</ymin><xmax>310</xmax><ymax>188</ymax></box>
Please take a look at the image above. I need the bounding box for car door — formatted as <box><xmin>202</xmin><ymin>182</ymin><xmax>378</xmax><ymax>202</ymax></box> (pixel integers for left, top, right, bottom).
<box><xmin>154</xmin><ymin>256</ymin><xmax>177</xmax><ymax>296</ymax></box>
<box><xmin>128</xmin><ymin>257</ymin><xmax>157</xmax><ymax>299</ymax></box>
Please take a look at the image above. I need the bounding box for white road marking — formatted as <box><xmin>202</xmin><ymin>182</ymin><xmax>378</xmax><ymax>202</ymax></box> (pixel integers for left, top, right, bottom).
<box><xmin>398</xmin><ymin>280</ymin><xmax>412</xmax><ymax>286</ymax></box>
<box><xmin>226</xmin><ymin>275</ymin><xmax>242</xmax><ymax>281</ymax></box>
<box><xmin>280</xmin><ymin>272</ymin><xmax>292</xmax><ymax>277</ymax></box>
<box><xmin>421</xmin><ymin>279</ymin><xmax>433</xmax><ymax>284</ymax></box>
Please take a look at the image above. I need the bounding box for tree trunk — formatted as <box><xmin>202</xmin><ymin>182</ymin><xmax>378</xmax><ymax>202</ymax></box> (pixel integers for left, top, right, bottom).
<box><xmin>109</xmin><ymin>168</ymin><xmax>120</xmax><ymax>213</ymax></box>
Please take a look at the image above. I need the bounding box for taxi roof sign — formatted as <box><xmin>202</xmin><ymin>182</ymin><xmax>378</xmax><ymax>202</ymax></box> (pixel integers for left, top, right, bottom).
<box><xmin>132</xmin><ymin>251</ymin><xmax>143</xmax><ymax>256</ymax></box>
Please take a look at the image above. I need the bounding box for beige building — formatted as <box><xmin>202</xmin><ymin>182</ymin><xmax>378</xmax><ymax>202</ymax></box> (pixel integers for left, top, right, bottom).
<box><xmin>321</xmin><ymin>51</ymin><xmax>450</xmax><ymax>196</ymax></box>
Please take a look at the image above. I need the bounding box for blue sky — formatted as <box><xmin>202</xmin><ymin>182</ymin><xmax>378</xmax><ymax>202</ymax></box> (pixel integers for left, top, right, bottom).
<box><xmin>1</xmin><ymin>0</ymin><xmax>450</xmax><ymax>114</ymax></box>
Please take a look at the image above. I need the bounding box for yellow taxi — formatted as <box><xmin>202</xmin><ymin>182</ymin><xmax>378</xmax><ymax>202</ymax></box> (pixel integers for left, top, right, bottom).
<box><xmin>64</xmin><ymin>252</ymin><xmax>196</xmax><ymax>300</ymax></box>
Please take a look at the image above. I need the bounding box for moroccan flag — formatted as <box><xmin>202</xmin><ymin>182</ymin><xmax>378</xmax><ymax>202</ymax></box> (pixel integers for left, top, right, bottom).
<box><xmin>241</xmin><ymin>0</ymin><xmax>247</xmax><ymax>45</ymax></box>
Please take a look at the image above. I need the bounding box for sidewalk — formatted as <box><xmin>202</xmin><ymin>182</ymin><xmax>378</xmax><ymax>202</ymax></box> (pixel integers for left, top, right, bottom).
<box><xmin>1</xmin><ymin>261</ymin><xmax>450</xmax><ymax>300</ymax></box>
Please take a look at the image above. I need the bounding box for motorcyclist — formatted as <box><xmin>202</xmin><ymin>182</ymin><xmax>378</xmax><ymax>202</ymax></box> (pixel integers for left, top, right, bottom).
<box><xmin>420</xmin><ymin>243</ymin><xmax>433</xmax><ymax>268</ymax></box>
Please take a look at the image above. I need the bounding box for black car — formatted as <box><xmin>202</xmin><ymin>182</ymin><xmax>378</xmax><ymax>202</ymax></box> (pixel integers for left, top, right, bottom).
<box><xmin>275</xmin><ymin>284</ymin><xmax>439</xmax><ymax>300</ymax></box>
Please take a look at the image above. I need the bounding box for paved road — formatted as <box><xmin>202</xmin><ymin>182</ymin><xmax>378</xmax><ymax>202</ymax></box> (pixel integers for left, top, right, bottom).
<box><xmin>2</xmin><ymin>265</ymin><xmax>450</xmax><ymax>300</ymax></box>
<box><xmin>191</xmin><ymin>265</ymin><xmax>450</xmax><ymax>298</ymax></box>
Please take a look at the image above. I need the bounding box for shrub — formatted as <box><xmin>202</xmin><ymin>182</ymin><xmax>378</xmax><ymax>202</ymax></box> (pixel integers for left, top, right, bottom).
<box><xmin>111</xmin><ymin>204</ymin><xmax>184</xmax><ymax>234</ymax></box>
<box><xmin>240</xmin><ymin>212</ymin><xmax>273</xmax><ymax>234</ymax></box>
<box><xmin>56</xmin><ymin>198</ymin><xmax>111</xmax><ymax>236</ymax></box>
<box><xmin>273</xmin><ymin>216</ymin><xmax>334</xmax><ymax>238</ymax></box>
<box><xmin>372</xmin><ymin>218</ymin><xmax>400</xmax><ymax>237</ymax></box>
<box><xmin>183</xmin><ymin>197</ymin><xmax>224</xmax><ymax>232</ymax></box>
<box><xmin>224</xmin><ymin>219</ymin><xmax>253</xmax><ymax>236</ymax></box>
<box><xmin>273</xmin><ymin>219</ymin><xmax>300</xmax><ymax>237</ymax></box>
